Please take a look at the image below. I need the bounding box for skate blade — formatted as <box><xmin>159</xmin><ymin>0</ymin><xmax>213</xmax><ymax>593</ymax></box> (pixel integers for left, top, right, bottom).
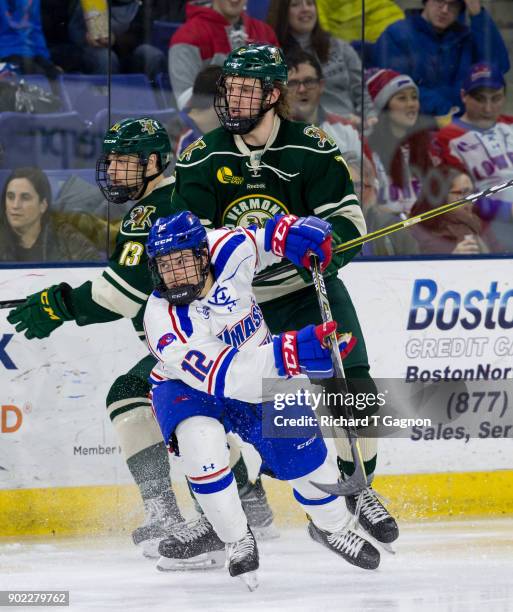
<box><xmin>252</xmin><ymin>524</ymin><xmax>280</xmax><ymax>541</ymax></box>
<box><xmin>377</xmin><ymin>540</ymin><xmax>396</xmax><ymax>555</ymax></box>
<box><xmin>139</xmin><ymin>538</ymin><xmax>160</xmax><ymax>560</ymax></box>
<box><xmin>358</xmin><ymin>529</ymin><xmax>397</xmax><ymax>555</ymax></box>
<box><xmin>238</xmin><ymin>571</ymin><xmax>259</xmax><ymax>592</ymax></box>
<box><xmin>156</xmin><ymin>549</ymin><xmax>226</xmax><ymax>572</ymax></box>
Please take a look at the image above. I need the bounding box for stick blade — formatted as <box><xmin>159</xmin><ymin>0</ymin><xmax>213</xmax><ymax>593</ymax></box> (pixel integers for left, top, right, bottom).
<box><xmin>310</xmin><ymin>472</ymin><xmax>367</xmax><ymax>497</ymax></box>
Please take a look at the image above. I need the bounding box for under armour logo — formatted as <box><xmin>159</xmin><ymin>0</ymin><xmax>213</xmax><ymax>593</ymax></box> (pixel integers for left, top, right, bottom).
<box><xmin>202</xmin><ymin>463</ymin><xmax>215</xmax><ymax>472</ymax></box>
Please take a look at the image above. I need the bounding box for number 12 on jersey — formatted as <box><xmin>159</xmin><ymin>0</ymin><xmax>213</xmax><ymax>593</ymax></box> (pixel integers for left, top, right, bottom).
<box><xmin>181</xmin><ymin>350</ymin><xmax>214</xmax><ymax>382</ymax></box>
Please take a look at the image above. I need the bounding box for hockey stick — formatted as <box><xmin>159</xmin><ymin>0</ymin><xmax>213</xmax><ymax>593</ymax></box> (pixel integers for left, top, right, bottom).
<box><xmin>255</xmin><ymin>176</ymin><xmax>513</xmax><ymax>283</ymax></box>
<box><xmin>0</xmin><ymin>299</ymin><xmax>25</xmax><ymax>310</ymax></box>
<box><xmin>308</xmin><ymin>253</ymin><xmax>368</xmax><ymax>497</ymax></box>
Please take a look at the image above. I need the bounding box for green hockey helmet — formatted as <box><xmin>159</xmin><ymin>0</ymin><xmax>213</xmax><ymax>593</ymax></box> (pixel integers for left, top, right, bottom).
<box><xmin>215</xmin><ymin>44</ymin><xmax>288</xmax><ymax>135</ymax></box>
<box><xmin>96</xmin><ymin>117</ymin><xmax>172</xmax><ymax>204</ymax></box>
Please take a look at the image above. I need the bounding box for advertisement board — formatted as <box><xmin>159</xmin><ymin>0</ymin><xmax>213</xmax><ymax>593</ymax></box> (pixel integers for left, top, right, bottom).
<box><xmin>1</xmin><ymin>260</ymin><xmax>512</xmax><ymax>492</ymax></box>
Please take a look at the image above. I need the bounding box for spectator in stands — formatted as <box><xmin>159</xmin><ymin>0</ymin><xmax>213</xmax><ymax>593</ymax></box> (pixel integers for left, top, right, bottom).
<box><xmin>169</xmin><ymin>0</ymin><xmax>278</xmax><ymax>110</ymax></box>
<box><xmin>167</xmin><ymin>65</ymin><xmax>222</xmax><ymax>162</ymax></box>
<box><xmin>316</xmin><ymin>0</ymin><xmax>404</xmax><ymax>43</ymax></box>
<box><xmin>346</xmin><ymin>152</ymin><xmax>418</xmax><ymax>256</ymax></box>
<box><xmin>367</xmin><ymin>68</ymin><xmax>437</xmax><ymax>217</ymax></box>
<box><xmin>0</xmin><ymin>168</ymin><xmax>101</xmax><ymax>262</ymax></box>
<box><xmin>431</xmin><ymin>62</ymin><xmax>513</xmax><ymax>249</ymax></box>
<box><xmin>65</xmin><ymin>0</ymin><xmax>166</xmax><ymax>78</ymax></box>
<box><xmin>0</xmin><ymin>0</ymin><xmax>61</xmax><ymax>83</ymax></box>
<box><xmin>409</xmin><ymin>166</ymin><xmax>497</xmax><ymax>253</ymax></box>
<box><xmin>286</xmin><ymin>49</ymin><xmax>373</xmax><ymax>162</ymax></box>
<box><xmin>267</xmin><ymin>0</ymin><xmax>376</xmax><ymax>127</ymax></box>
<box><xmin>432</xmin><ymin>63</ymin><xmax>513</xmax><ymax>198</ymax></box>
<box><xmin>374</xmin><ymin>0</ymin><xmax>510</xmax><ymax>118</ymax></box>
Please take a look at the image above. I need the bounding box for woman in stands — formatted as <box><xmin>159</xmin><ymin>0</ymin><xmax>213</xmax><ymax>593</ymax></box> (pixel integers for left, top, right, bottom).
<box><xmin>0</xmin><ymin>167</ymin><xmax>101</xmax><ymax>262</ymax></box>
<box><xmin>409</xmin><ymin>166</ymin><xmax>498</xmax><ymax>254</ymax></box>
<box><xmin>367</xmin><ymin>68</ymin><xmax>437</xmax><ymax>218</ymax></box>
<box><xmin>267</xmin><ymin>0</ymin><xmax>376</xmax><ymax>127</ymax></box>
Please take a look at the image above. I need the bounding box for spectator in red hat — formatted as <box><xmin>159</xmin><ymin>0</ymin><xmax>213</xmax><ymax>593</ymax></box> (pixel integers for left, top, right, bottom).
<box><xmin>373</xmin><ymin>0</ymin><xmax>509</xmax><ymax>118</ymax></box>
<box><xmin>367</xmin><ymin>68</ymin><xmax>437</xmax><ymax>217</ymax></box>
<box><xmin>431</xmin><ymin>62</ymin><xmax>513</xmax><ymax>250</ymax></box>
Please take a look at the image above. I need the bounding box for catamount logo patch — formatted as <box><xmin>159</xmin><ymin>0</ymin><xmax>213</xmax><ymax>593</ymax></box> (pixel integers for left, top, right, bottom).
<box><xmin>139</xmin><ymin>118</ymin><xmax>158</xmax><ymax>135</ymax></box>
<box><xmin>178</xmin><ymin>138</ymin><xmax>206</xmax><ymax>162</ymax></box>
<box><xmin>304</xmin><ymin>125</ymin><xmax>336</xmax><ymax>149</ymax></box>
<box><xmin>123</xmin><ymin>205</ymin><xmax>156</xmax><ymax>231</ymax></box>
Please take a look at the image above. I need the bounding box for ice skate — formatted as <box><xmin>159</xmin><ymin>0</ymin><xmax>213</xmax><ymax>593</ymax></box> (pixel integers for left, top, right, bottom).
<box><xmin>226</xmin><ymin>527</ymin><xmax>259</xmax><ymax>591</ymax></box>
<box><xmin>308</xmin><ymin>520</ymin><xmax>380</xmax><ymax>570</ymax></box>
<box><xmin>156</xmin><ymin>515</ymin><xmax>226</xmax><ymax>571</ymax></box>
<box><xmin>240</xmin><ymin>477</ymin><xmax>279</xmax><ymax>541</ymax></box>
<box><xmin>132</xmin><ymin>490</ymin><xmax>183</xmax><ymax>559</ymax></box>
<box><xmin>346</xmin><ymin>483</ymin><xmax>399</xmax><ymax>553</ymax></box>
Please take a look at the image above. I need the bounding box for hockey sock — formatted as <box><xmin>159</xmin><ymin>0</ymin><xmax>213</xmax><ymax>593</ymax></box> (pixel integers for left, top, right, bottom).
<box><xmin>289</xmin><ymin>458</ymin><xmax>350</xmax><ymax>533</ymax></box>
<box><xmin>189</xmin><ymin>472</ymin><xmax>248</xmax><ymax>543</ymax></box>
<box><xmin>127</xmin><ymin>441</ymin><xmax>176</xmax><ymax>502</ymax></box>
<box><xmin>335</xmin><ymin>436</ymin><xmax>377</xmax><ymax>479</ymax></box>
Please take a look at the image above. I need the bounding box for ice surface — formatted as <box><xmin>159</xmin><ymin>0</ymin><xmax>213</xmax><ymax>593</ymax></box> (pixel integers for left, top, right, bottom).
<box><xmin>1</xmin><ymin>519</ymin><xmax>512</xmax><ymax>612</ymax></box>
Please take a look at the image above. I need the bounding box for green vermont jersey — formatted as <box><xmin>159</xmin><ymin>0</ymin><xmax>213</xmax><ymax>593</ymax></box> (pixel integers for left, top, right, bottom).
<box><xmin>171</xmin><ymin>117</ymin><xmax>366</xmax><ymax>302</ymax></box>
<box><xmin>69</xmin><ymin>177</ymin><xmax>176</xmax><ymax>339</ymax></box>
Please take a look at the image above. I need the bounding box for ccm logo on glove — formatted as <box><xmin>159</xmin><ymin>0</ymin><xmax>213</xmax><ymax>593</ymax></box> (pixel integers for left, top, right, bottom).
<box><xmin>271</xmin><ymin>214</ymin><xmax>298</xmax><ymax>258</ymax></box>
<box><xmin>265</xmin><ymin>214</ymin><xmax>333</xmax><ymax>272</ymax></box>
<box><xmin>41</xmin><ymin>290</ymin><xmax>61</xmax><ymax>321</ymax></box>
<box><xmin>281</xmin><ymin>331</ymin><xmax>300</xmax><ymax>376</ymax></box>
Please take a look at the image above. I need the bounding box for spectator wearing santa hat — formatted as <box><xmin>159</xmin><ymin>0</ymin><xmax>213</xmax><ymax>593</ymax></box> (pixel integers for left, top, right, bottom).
<box><xmin>367</xmin><ymin>68</ymin><xmax>438</xmax><ymax>217</ymax></box>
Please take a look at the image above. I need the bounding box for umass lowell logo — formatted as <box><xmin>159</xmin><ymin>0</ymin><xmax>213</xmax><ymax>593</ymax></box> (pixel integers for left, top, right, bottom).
<box><xmin>208</xmin><ymin>285</ymin><xmax>238</xmax><ymax>312</ymax></box>
<box><xmin>216</xmin><ymin>300</ymin><xmax>264</xmax><ymax>349</ymax></box>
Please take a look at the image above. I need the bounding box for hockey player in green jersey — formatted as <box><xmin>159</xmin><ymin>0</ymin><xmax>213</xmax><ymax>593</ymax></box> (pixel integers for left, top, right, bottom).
<box><xmin>171</xmin><ymin>44</ymin><xmax>399</xmax><ymax>548</ymax></box>
<box><xmin>7</xmin><ymin>117</ymin><xmax>276</xmax><ymax>566</ymax></box>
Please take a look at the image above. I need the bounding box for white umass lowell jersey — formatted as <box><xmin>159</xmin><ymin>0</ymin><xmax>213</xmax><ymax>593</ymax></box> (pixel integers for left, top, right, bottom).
<box><xmin>433</xmin><ymin>115</ymin><xmax>513</xmax><ymax>200</ymax></box>
<box><xmin>144</xmin><ymin>227</ymin><xmax>282</xmax><ymax>403</ymax></box>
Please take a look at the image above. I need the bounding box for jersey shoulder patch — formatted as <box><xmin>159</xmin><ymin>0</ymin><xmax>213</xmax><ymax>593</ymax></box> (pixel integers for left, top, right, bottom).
<box><xmin>303</xmin><ymin>124</ymin><xmax>337</xmax><ymax>150</ymax></box>
<box><xmin>119</xmin><ymin>183</ymin><xmax>174</xmax><ymax>237</ymax></box>
<box><xmin>178</xmin><ymin>137</ymin><xmax>207</xmax><ymax>162</ymax></box>
<box><xmin>279</xmin><ymin>119</ymin><xmax>338</xmax><ymax>153</ymax></box>
<box><xmin>120</xmin><ymin>204</ymin><xmax>156</xmax><ymax>236</ymax></box>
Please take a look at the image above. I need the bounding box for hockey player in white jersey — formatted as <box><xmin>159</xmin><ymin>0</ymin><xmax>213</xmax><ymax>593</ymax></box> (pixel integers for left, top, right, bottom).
<box><xmin>143</xmin><ymin>210</ymin><xmax>380</xmax><ymax>588</ymax></box>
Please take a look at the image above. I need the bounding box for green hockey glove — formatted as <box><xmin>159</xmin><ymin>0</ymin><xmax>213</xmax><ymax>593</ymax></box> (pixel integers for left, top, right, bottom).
<box><xmin>7</xmin><ymin>283</ymin><xmax>75</xmax><ymax>339</ymax></box>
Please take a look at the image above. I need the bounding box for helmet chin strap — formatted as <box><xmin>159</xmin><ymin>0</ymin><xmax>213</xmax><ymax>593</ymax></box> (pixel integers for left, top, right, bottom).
<box><xmin>134</xmin><ymin>167</ymin><xmax>164</xmax><ymax>201</ymax></box>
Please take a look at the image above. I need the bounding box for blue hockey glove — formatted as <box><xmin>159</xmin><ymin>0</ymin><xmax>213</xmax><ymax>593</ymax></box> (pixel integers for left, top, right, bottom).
<box><xmin>264</xmin><ymin>214</ymin><xmax>333</xmax><ymax>271</ymax></box>
<box><xmin>273</xmin><ymin>322</ymin><xmax>357</xmax><ymax>378</ymax></box>
<box><xmin>7</xmin><ymin>283</ymin><xmax>75</xmax><ymax>340</ymax></box>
